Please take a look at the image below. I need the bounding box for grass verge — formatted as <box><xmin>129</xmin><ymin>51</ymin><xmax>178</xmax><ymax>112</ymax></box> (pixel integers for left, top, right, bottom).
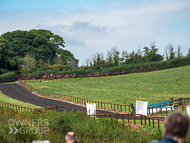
<box><xmin>0</xmin><ymin>91</ymin><xmax>40</xmax><ymax>108</ymax></box>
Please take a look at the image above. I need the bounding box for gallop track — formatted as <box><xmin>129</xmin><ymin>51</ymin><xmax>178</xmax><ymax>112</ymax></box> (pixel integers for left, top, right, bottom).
<box><xmin>0</xmin><ymin>83</ymin><xmax>112</xmax><ymax>114</ymax></box>
<box><xmin>0</xmin><ymin>83</ymin><xmax>165</xmax><ymax>124</ymax></box>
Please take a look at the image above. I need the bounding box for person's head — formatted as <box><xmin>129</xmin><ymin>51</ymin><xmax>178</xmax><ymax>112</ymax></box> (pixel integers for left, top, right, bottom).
<box><xmin>163</xmin><ymin>111</ymin><xmax>190</xmax><ymax>139</ymax></box>
<box><xmin>65</xmin><ymin>132</ymin><xmax>77</xmax><ymax>143</ymax></box>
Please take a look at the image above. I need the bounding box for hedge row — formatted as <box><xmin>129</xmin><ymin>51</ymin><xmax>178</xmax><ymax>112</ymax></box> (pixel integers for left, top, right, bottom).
<box><xmin>0</xmin><ymin>106</ymin><xmax>163</xmax><ymax>143</ymax></box>
<box><xmin>30</xmin><ymin>56</ymin><xmax>190</xmax><ymax>78</ymax></box>
<box><xmin>0</xmin><ymin>71</ymin><xmax>15</xmax><ymax>83</ymax></box>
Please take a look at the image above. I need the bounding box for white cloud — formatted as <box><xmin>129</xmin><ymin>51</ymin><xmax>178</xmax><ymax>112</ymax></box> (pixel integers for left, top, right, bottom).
<box><xmin>0</xmin><ymin>0</ymin><xmax>190</xmax><ymax>65</ymax></box>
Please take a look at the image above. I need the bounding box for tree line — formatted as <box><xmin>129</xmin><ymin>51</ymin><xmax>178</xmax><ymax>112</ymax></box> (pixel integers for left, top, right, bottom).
<box><xmin>84</xmin><ymin>42</ymin><xmax>190</xmax><ymax>70</ymax></box>
<box><xmin>0</xmin><ymin>29</ymin><xmax>190</xmax><ymax>75</ymax></box>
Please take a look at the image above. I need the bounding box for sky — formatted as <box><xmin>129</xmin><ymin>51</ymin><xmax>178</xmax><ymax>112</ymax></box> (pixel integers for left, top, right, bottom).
<box><xmin>0</xmin><ymin>0</ymin><xmax>190</xmax><ymax>66</ymax></box>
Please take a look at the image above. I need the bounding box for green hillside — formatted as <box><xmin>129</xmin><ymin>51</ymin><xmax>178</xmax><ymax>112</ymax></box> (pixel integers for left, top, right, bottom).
<box><xmin>28</xmin><ymin>65</ymin><xmax>190</xmax><ymax>105</ymax></box>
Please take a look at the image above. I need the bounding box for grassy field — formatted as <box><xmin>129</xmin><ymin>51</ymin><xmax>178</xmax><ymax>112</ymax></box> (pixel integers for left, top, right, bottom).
<box><xmin>28</xmin><ymin>65</ymin><xmax>190</xmax><ymax>105</ymax></box>
<box><xmin>0</xmin><ymin>91</ymin><xmax>40</xmax><ymax>108</ymax></box>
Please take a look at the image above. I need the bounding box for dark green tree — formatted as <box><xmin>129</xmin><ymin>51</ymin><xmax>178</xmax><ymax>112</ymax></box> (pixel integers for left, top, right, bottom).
<box><xmin>143</xmin><ymin>42</ymin><xmax>163</xmax><ymax>62</ymax></box>
<box><xmin>29</xmin><ymin>29</ymin><xmax>65</xmax><ymax>50</ymax></box>
<box><xmin>168</xmin><ymin>43</ymin><xmax>175</xmax><ymax>60</ymax></box>
<box><xmin>129</xmin><ymin>50</ymin><xmax>135</xmax><ymax>63</ymax></box>
<box><xmin>0</xmin><ymin>30</ymin><xmax>56</xmax><ymax>73</ymax></box>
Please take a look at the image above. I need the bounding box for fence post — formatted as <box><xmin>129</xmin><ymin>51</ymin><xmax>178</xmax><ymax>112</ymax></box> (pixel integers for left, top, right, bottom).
<box><xmin>144</xmin><ymin>116</ymin><xmax>146</xmax><ymax>125</ymax></box>
<box><xmin>140</xmin><ymin>115</ymin><xmax>142</xmax><ymax>125</ymax></box>
<box><xmin>133</xmin><ymin>114</ymin><xmax>136</xmax><ymax>125</ymax></box>
<box><xmin>158</xmin><ymin>120</ymin><xmax>160</xmax><ymax>130</ymax></box>
<box><xmin>152</xmin><ymin>107</ymin><xmax>153</xmax><ymax>115</ymax></box>
<box><xmin>149</xmin><ymin>118</ymin><xmax>150</xmax><ymax>126</ymax></box>
<box><xmin>161</xmin><ymin>106</ymin><xmax>162</xmax><ymax>116</ymax></box>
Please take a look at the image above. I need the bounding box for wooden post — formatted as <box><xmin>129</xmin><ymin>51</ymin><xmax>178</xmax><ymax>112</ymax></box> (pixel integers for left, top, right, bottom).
<box><xmin>149</xmin><ymin>107</ymin><xmax>150</xmax><ymax>114</ymax></box>
<box><xmin>161</xmin><ymin>107</ymin><xmax>162</xmax><ymax>116</ymax></box>
<box><xmin>152</xmin><ymin>107</ymin><xmax>153</xmax><ymax>115</ymax></box>
<box><xmin>133</xmin><ymin>114</ymin><xmax>136</xmax><ymax>125</ymax></box>
<box><xmin>140</xmin><ymin>115</ymin><xmax>142</xmax><ymax>125</ymax></box>
<box><xmin>158</xmin><ymin>120</ymin><xmax>160</xmax><ymax>130</ymax></box>
<box><xmin>149</xmin><ymin>118</ymin><xmax>150</xmax><ymax>126</ymax></box>
<box><xmin>144</xmin><ymin>116</ymin><xmax>146</xmax><ymax>125</ymax></box>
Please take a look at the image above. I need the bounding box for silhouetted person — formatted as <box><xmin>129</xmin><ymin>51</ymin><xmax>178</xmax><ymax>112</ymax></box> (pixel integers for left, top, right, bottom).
<box><xmin>130</xmin><ymin>103</ymin><xmax>135</xmax><ymax>113</ymax></box>
<box><xmin>149</xmin><ymin>65</ymin><xmax>152</xmax><ymax>72</ymax></box>
<box><xmin>29</xmin><ymin>73</ymin><xmax>31</xmax><ymax>79</ymax></box>
<box><xmin>36</xmin><ymin>73</ymin><xmax>39</xmax><ymax>79</ymax></box>
<box><xmin>51</xmin><ymin>73</ymin><xmax>53</xmax><ymax>80</ymax></box>
<box><xmin>45</xmin><ymin>73</ymin><xmax>48</xmax><ymax>78</ymax></box>
<box><xmin>121</xmin><ymin>69</ymin><xmax>125</xmax><ymax>74</ymax></box>
<box><xmin>65</xmin><ymin>132</ymin><xmax>78</xmax><ymax>143</ymax></box>
<box><xmin>169</xmin><ymin>97</ymin><xmax>173</xmax><ymax>106</ymax></box>
<box><xmin>149</xmin><ymin>112</ymin><xmax>190</xmax><ymax>143</ymax></box>
<box><xmin>141</xmin><ymin>66</ymin><xmax>143</xmax><ymax>72</ymax></box>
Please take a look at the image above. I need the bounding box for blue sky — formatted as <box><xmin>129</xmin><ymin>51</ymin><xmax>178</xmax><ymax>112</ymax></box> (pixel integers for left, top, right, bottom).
<box><xmin>0</xmin><ymin>0</ymin><xmax>190</xmax><ymax>65</ymax></box>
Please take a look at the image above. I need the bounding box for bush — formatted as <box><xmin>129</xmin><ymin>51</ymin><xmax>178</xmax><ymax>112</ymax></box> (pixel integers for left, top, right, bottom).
<box><xmin>0</xmin><ymin>71</ymin><xmax>15</xmax><ymax>83</ymax></box>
